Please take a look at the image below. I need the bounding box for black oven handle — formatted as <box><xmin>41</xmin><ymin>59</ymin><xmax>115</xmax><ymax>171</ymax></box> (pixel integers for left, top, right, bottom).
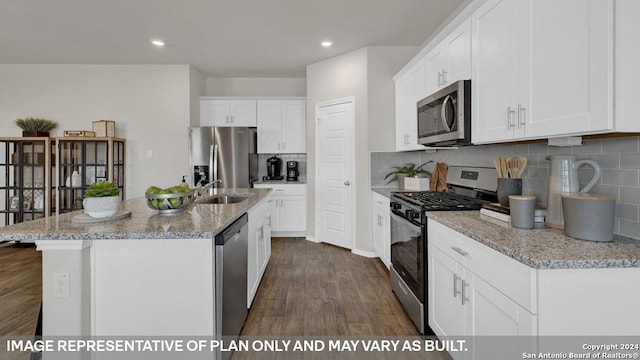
<box><xmin>390</xmin><ymin>211</ymin><xmax>422</xmax><ymax>233</ymax></box>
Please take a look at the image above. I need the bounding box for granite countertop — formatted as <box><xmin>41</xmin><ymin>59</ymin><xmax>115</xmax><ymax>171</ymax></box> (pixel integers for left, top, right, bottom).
<box><xmin>253</xmin><ymin>180</ymin><xmax>307</xmax><ymax>185</ymax></box>
<box><xmin>372</xmin><ymin>186</ymin><xmax>409</xmax><ymax>198</ymax></box>
<box><xmin>0</xmin><ymin>188</ymin><xmax>271</xmax><ymax>241</ymax></box>
<box><xmin>427</xmin><ymin>211</ymin><xmax>640</xmax><ymax>270</ymax></box>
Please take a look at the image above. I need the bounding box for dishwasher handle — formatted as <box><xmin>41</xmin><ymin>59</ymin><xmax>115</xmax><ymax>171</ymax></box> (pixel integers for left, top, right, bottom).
<box><xmin>215</xmin><ymin>213</ymin><xmax>248</xmax><ymax>245</ymax></box>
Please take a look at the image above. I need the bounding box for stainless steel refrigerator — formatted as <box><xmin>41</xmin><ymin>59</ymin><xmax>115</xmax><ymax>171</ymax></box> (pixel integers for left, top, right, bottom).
<box><xmin>188</xmin><ymin>127</ymin><xmax>258</xmax><ymax>188</ymax></box>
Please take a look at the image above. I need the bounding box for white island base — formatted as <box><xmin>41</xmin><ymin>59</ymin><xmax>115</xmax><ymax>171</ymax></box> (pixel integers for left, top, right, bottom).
<box><xmin>38</xmin><ymin>238</ymin><xmax>216</xmax><ymax>337</ymax></box>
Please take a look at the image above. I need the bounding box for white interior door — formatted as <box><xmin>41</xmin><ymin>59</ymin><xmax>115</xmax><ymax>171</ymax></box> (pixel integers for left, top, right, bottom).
<box><xmin>316</xmin><ymin>99</ymin><xmax>354</xmax><ymax>250</ymax></box>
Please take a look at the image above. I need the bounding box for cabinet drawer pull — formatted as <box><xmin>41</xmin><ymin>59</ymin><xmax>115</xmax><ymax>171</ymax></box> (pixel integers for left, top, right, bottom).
<box><xmin>451</xmin><ymin>246</ymin><xmax>468</xmax><ymax>257</ymax></box>
<box><xmin>461</xmin><ymin>279</ymin><xmax>469</xmax><ymax>305</ymax></box>
<box><xmin>453</xmin><ymin>273</ymin><xmax>461</xmax><ymax>298</ymax></box>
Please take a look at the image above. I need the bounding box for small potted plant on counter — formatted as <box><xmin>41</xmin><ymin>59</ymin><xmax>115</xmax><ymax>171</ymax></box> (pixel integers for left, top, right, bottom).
<box><xmin>82</xmin><ymin>181</ymin><xmax>121</xmax><ymax>218</ymax></box>
<box><xmin>14</xmin><ymin>117</ymin><xmax>58</xmax><ymax>137</ymax></box>
<box><xmin>384</xmin><ymin>161</ymin><xmax>433</xmax><ymax>190</ymax></box>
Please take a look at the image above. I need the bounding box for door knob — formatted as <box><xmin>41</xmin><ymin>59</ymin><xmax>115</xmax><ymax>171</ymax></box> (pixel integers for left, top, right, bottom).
<box><xmin>344</xmin><ymin>181</ymin><xmax>351</xmax><ymax>186</ymax></box>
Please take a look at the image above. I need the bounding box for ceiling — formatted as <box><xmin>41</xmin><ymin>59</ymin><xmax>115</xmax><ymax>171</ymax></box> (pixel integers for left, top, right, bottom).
<box><xmin>0</xmin><ymin>0</ymin><xmax>467</xmax><ymax>77</ymax></box>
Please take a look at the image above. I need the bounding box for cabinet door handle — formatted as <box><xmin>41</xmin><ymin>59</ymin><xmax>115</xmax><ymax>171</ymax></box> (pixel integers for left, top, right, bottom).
<box><xmin>441</xmin><ymin>69</ymin><xmax>448</xmax><ymax>85</ymax></box>
<box><xmin>226</xmin><ymin>115</ymin><xmax>230</xmax><ymax>124</ymax></box>
<box><xmin>230</xmin><ymin>115</ymin><xmax>233</xmax><ymax>124</ymax></box>
<box><xmin>518</xmin><ymin>104</ymin><xmax>526</xmax><ymax>128</ymax></box>
<box><xmin>461</xmin><ymin>279</ymin><xmax>469</xmax><ymax>305</ymax></box>
<box><xmin>451</xmin><ymin>246</ymin><xmax>469</xmax><ymax>257</ymax></box>
<box><xmin>282</xmin><ymin>142</ymin><xmax>286</xmax><ymax>151</ymax></box>
<box><xmin>506</xmin><ymin>107</ymin><xmax>515</xmax><ymax>129</ymax></box>
<box><xmin>453</xmin><ymin>273</ymin><xmax>461</xmax><ymax>298</ymax></box>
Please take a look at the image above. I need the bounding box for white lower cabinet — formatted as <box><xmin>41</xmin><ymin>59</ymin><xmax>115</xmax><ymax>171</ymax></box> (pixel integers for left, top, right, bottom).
<box><xmin>371</xmin><ymin>191</ymin><xmax>390</xmax><ymax>269</ymax></box>
<box><xmin>428</xmin><ymin>217</ymin><xmax>640</xmax><ymax>358</ymax></box>
<box><xmin>428</xmin><ymin>219</ymin><xmax>536</xmax><ymax>360</ymax></box>
<box><xmin>254</xmin><ymin>184</ymin><xmax>306</xmax><ymax>236</ymax></box>
<box><xmin>247</xmin><ymin>197</ymin><xmax>271</xmax><ymax>308</ymax></box>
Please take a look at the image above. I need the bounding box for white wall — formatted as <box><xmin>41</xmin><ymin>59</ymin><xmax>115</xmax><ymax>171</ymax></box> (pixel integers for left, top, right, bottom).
<box><xmin>306</xmin><ymin>46</ymin><xmax>416</xmax><ymax>254</ymax></box>
<box><xmin>307</xmin><ymin>48</ymin><xmax>368</xmax><ymax>251</ymax></box>
<box><xmin>0</xmin><ymin>64</ymin><xmax>193</xmax><ymax>198</ymax></box>
<box><xmin>190</xmin><ymin>67</ymin><xmax>206</xmax><ymax>127</ymax></box>
<box><xmin>205</xmin><ymin>77</ymin><xmax>306</xmax><ymax>96</ymax></box>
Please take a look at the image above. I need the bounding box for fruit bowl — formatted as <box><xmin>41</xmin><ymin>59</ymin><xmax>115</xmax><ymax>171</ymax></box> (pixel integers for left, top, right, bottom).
<box><xmin>145</xmin><ymin>190</ymin><xmax>195</xmax><ymax>214</ymax></box>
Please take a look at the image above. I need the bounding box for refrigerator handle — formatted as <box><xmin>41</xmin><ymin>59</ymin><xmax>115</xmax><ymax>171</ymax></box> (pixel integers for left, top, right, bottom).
<box><xmin>211</xmin><ymin>144</ymin><xmax>218</xmax><ymax>187</ymax></box>
<box><xmin>209</xmin><ymin>144</ymin><xmax>214</xmax><ymax>184</ymax></box>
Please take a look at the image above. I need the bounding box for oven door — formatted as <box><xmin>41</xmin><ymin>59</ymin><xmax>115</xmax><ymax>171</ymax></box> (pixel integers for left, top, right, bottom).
<box><xmin>390</xmin><ymin>211</ymin><xmax>424</xmax><ymax>302</ymax></box>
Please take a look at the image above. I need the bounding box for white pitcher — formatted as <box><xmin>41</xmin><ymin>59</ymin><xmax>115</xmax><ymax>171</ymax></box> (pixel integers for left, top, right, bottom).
<box><xmin>545</xmin><ymin>155</ymin><xmax>601</xmax><ymax>229</ymax></box>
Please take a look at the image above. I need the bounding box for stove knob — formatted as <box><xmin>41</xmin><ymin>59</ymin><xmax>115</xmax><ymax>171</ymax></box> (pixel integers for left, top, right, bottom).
<box><xmin>410</xmin><ymin>210</ymin><xmax>420</xmax><ymax>220</ymax></box>
<box><xmin>405</xmin><ymin>209</ymin><xmax>416</xmax><ymax>219</ymax></box>
<box><xmin>391</xmin><ymin>202</ymin><xmax>401</xmax><ymax>210</ymax></box>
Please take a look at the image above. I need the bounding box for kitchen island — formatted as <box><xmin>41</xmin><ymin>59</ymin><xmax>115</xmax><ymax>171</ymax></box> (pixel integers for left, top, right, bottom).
<box><xmin>0</xmin><ymin>188</ymin><xmax>271</xmax><ymax>338</ymax></box>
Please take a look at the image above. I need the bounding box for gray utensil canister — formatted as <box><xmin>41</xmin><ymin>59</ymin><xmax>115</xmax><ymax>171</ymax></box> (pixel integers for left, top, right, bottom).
<box><xmin>561</xmin><ymin>193</ymin><xmax>615</xmax><ymax>242</ymax></box>
<box><xmin>497</xmin><ymin>178</ymin><xmax>522</xmax><ymax>207</ymax></box>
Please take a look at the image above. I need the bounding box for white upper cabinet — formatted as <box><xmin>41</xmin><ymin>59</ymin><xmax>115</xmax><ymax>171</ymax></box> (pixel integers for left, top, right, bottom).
<box><xmin>257</xmin><ymin>99</ymin><xmax>305</xmax><ymax>154</ymax></box>
<box><xmin>394</xmin><ymin>58</ymin><xmax>427</xmax><ymax>151</ymax></box>
<box><xmin>425</xmin><ymin>17</ymin><xmax>472</xmax><ymax>96</ymax></box>
<box><xmin>615</xmin><ymin>0</ymin><xmax>640</xmax><ymax>132</ymax></box>
<box><xmin>472</xmin><ymin>0</ymin><xmax>614</xmax><ymax>144</ymax></box>
<box><xmin>200</xmin><ymin>98</ymin><xmax>257</xmax><ymax>127</ymax></box>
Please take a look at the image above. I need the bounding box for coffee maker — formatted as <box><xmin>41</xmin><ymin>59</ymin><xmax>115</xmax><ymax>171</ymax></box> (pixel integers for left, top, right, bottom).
<box><xmin>266</xmin><ymin>156</ymin><xmax>283</xmax><ymax>180</ymax></box>
<box><xmin>286</xmin><ymin>161</ymin><xmax>299</xmax><ymax>181</ymax></box>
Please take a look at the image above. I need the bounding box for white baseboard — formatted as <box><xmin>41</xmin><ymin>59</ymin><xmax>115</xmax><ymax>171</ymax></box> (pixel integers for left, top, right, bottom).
<box><xmin>351</xmin><ymin>248</ymin><xmax>378</xmax><ymax>258</ymax></box>
<box><xmin>305</xmin><ymin>235</ymin><xmax>320</xmax><ymax>243</ymax></box>
<box><xmin>271</xmin><ymin>231</ymin><xmax>307</xmax><ymax>238</ymax></box>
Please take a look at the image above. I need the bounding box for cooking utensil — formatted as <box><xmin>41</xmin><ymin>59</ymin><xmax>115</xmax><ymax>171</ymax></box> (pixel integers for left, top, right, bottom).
<box><xmin>511</xmin><ymin>156</ymin><xmax>528</xmax><ymax>177</ymax></box>
<box><xmin>493</xmin><ymin>157</ymin><xmax>502</xmax><ymax>178</ymax></box>
<box><xmin>500</xmin><ymin>157</ymin><xmax>508</xmax><ymax>179</ymax></box>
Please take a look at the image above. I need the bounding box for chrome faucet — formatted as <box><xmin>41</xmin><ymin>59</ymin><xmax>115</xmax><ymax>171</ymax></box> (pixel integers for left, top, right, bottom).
<box><xmin>197</xmin><ymin>179</ymin><xmax>223</xmax><ymax>197</ymax></box>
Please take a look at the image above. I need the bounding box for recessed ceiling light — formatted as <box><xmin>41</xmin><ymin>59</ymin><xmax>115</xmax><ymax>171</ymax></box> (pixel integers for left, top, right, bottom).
<box><xmin>151</xmin><ymin>39</ymin><xmax>165</xmax><ymax>47</ymax></box>
<box><xmin>321</xmin><ymin>41</ymin><xmax>332</xmax><ymax>47</ymax></box>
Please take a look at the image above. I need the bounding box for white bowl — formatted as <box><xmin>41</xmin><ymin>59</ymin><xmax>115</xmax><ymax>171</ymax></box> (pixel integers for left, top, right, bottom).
<box><xmin>83</xmin><ymin>196</ymin><xmax>121</xmax><ymax>218</ymax></box>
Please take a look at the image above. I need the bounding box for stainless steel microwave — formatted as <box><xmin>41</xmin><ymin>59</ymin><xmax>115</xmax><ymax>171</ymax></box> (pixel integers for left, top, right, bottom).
<box><xmin>417</xmin><ymin>79</ymin><xmax>471</xmax><ymax>146</ymax></box>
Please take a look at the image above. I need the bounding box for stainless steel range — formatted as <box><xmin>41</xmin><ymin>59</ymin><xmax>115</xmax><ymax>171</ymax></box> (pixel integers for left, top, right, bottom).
<box><xmin>389</xmin><ymin>166</ymin><xmax>498</xmax><ymax>335</ymax></box>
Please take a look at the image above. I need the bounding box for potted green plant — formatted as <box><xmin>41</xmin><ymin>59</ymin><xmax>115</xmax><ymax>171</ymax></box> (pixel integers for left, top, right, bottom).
<box><xmin>82</xmin><ymin>181</ymin><xmax>121</xmax><ymax>218</ymax></box>
<box><xmin>14</xmin><ymin>118</ymin><xmax>58</xmax><ymax>137</ymax></box>
<box><xmin>384</xmin><ymin>161</ymin><xmax>433</xmax><ymax>189</ymax></box>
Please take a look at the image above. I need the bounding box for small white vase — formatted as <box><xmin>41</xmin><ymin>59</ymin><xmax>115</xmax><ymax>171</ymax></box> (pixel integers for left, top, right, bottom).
<box><xmin>83</xmin><ymin>196</ymin><xmax>121</xmax><ymax>218</ymax></box>
<box><xmin>66</xmin><ymin>170</ymin><xmax>82</xmax><ymax>187</ymax></box>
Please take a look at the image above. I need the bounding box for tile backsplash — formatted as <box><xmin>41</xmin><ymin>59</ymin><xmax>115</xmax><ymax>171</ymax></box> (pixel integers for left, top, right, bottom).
<box><xmin>258</xmin><ymin>153</ymin><xmax>307</xmax><ymax>181</ymax></box>
<box><xmin>371</xmin><ymin>136</ymin><xmax>640</xmax><ymax>240</ymax></box>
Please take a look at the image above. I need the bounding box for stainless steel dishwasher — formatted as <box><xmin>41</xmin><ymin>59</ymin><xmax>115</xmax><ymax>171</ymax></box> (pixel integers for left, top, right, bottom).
<box><xmin>215</xmin><ymin>213</ymin><xmax>248</xmax><ymax>346</ymax></box>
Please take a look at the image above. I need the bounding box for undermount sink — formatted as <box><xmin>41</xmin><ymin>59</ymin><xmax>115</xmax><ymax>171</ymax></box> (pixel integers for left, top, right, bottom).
<box><xmin>196</xmin><ymin>193</ymin><xmax>249</xmax><ymax>205</ymax></box>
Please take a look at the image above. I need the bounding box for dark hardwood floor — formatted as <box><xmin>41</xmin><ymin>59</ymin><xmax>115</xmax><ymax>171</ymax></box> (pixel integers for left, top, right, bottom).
<box><xmin>238</xmin><ymin>238</ymin><xmax>452</xmax><ymax>360</ymax></box>
<box><xmin>0</xmin><ymin>242</ymin><xmax>41</xmax><ymax>337</ymax></box>
<box><xmin>242</xmin><ymin>237</ymin><xmax>419</xmax><ymax>336</ymax></box>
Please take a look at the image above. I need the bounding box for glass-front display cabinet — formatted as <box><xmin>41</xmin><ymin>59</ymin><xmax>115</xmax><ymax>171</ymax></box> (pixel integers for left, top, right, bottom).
<box><xmin>0</xmin><ymin>137</ymin><xmax>55</xmax><ymax>226</ymax></box>
<box><xmin>55</xmin><ymin>137</ymin><xmax>125</xmax><ymax>214</ymax></box>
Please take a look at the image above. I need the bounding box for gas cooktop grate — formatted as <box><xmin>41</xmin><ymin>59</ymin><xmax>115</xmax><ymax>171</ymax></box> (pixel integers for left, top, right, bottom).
<box><xmin>392</xmin><ymin>191</ymin><xmax>487</xmax><ymax>211</ymax></box>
